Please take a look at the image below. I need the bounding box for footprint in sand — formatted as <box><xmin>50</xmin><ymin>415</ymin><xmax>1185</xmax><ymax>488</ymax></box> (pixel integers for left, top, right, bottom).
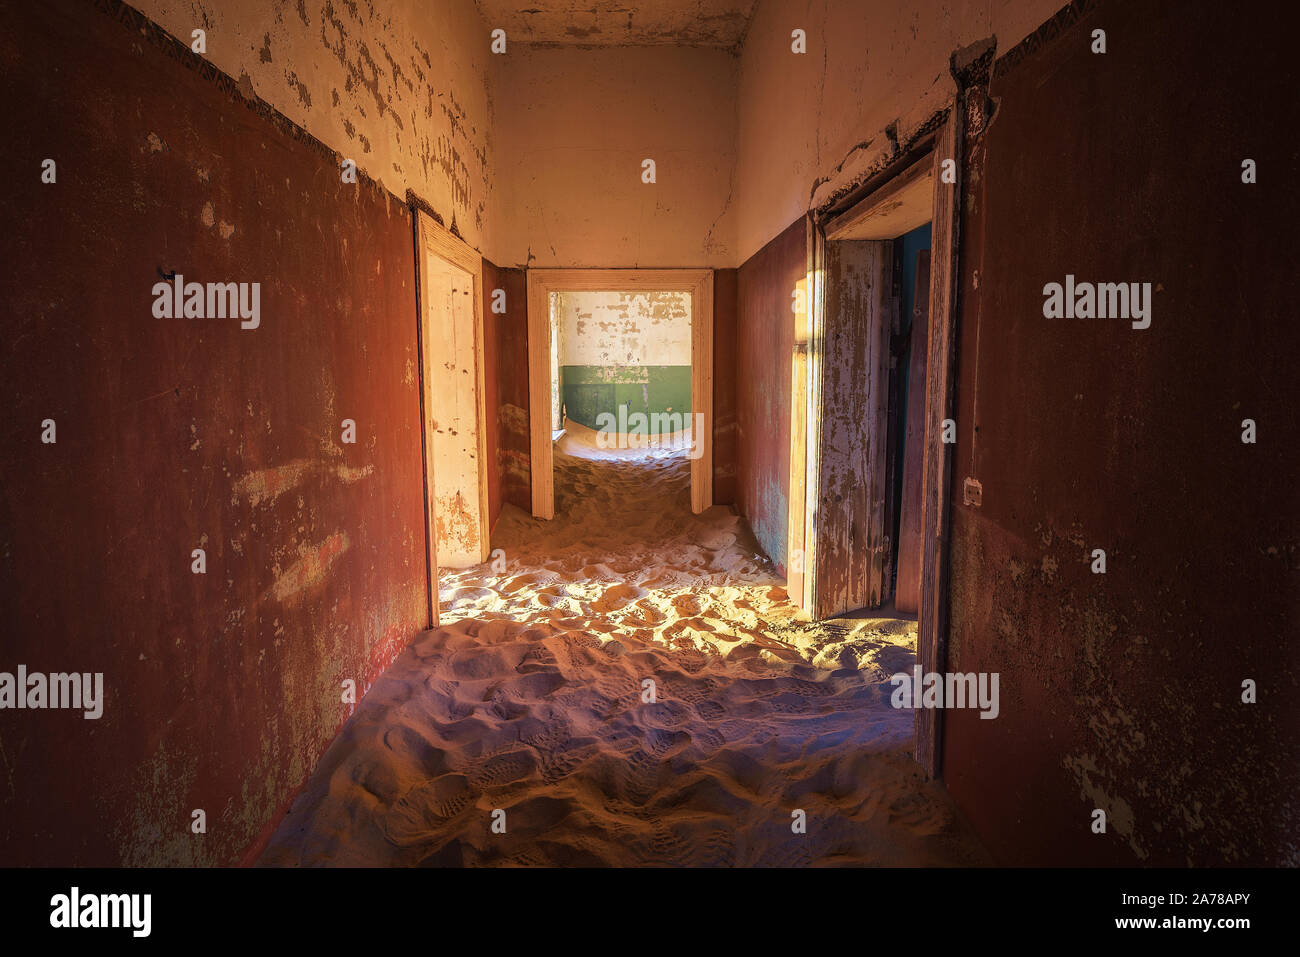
<box><xmin>467</xmin><ymin>749</ymin><xmax>538</xmax><ymax>789</ymax></box>
<box><xmin>640</xmin><ymin>726</ymin><xmax>691</xmax><ymax>759</ymax></box>
<box><xmin>670</xmin><ymin>593</ymin><xmax>705</xmax><ymax>617</ymax></box>
<box><xmin>351</xmin><ymin>758</ymin><xmax>402</xmax><ymax>803</ymax></box>
<box><xmin>381</xmin><ymin>773</ymin><xmax>476</xmax><ymax>847</ymax></box>
<box><xmin>502</xmin><ymin>573</ymin><xmax>538</xmax><ymax>594</ymax></box>
<box><xmin>599</xmin><ymin>638</ymin><xmax>627</xmax><ymax>657</ymax></box>
<box><xmin>694</xmin><ymin>699</ymin><xmax>725</xmax><ymax>721</ymax></box>
<box><xmin>591</xmin><ymin>582</ymin><xmax>645</xmax><ymax>613</ymax></box>
<box><xmin>447</xmin><ymin>646</ymin><xmax>522</xmax><ymax>680</ymax></box>
<box><xmin>626</xmin><ymin>596</ymin><xmax>669</xmax><ymax>624</ymax></box>
<box><xmin>515</xmin><ymin>645</ymin><xmax>559</xmax><ymax>674</ymax></box>
<box><xmin>640</xmin><ymin>699</ymin><xmax>691</xmax><ymax>729</ymax></box>
<box><xmin>382</xmin><ymin>725</ymin><xmax>447</xmax><ymax>777</ymax></box>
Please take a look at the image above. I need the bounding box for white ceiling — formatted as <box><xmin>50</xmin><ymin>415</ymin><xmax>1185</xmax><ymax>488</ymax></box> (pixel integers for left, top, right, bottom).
<box><xmin>474</xmin><ymin>0</ymin><xmax>760</xmax><ymax>49</ymax></box>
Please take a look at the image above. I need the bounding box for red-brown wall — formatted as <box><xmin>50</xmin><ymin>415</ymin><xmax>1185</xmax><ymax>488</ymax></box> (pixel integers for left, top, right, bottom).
<box><xmin>941</xmin><ymin>0</ymin><xmax>1300</xmax><ymax>865</ymax></box>
<box><xmin>480</xmin><ymin>265</ymin><xmax>504</xmax><ymax>530</ymax></box>
<box><xmin>0</xmin><ymin>0</ymin><xmax>428</xmax><ymax>865</ymax></box>
<box><xmin>481</xmin><ymin>261</ymin><xmax>531</xmax><ymax>525</ymax></box>
<box><xmin>735</xmin><ymin>220</ymin><xmax>806</xmax><ymax>573</ymax></box>
<box><xmin>712</xmin><ymin>269</ymin><xmax>739</xmax><ymax>506</ymax></box>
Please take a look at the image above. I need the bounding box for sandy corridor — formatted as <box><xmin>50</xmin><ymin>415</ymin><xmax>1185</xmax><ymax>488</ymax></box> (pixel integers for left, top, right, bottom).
<box><xmin>260</xmin><ymin>437</ymin><xmax>988</xmax><ymax>866</ymax></box>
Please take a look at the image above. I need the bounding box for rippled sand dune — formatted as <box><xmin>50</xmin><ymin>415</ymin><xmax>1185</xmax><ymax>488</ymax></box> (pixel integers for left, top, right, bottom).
<box><xmin>260</xmin><ymin>436</ymin><xmax>988</xmax><ymax>866</ymax></box>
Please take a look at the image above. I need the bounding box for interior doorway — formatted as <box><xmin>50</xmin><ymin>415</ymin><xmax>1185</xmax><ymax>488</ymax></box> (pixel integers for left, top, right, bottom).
<box><xmin>794</xmin><ymin>105</ymin><xmax>963</xmax><ymax>779</ymax></box>
<box><xmin>550</xmin><ymin>288</ymin><xmax>694</xmax><ymax>456</ymax></box>
<box><xmin>891</xmin><ymin>225</ymin><xmax>933</xmax><ymax>616</ymax></box>
<box><xmin>414</xmin><ymin>208</ymin><xmax>489</xmax><ymax>572</ymax></box>
<box><xmin>526</xmin><ymin>269</ymin><xmax>714</xmax><ymax>519</ymax></box>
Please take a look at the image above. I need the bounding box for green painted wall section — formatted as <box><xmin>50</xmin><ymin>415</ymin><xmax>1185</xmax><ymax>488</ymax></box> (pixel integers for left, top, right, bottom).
<box><xmin>561</xmin><ymin>365</ymin><xmax>692</xmax><ymax>431</ymax></box>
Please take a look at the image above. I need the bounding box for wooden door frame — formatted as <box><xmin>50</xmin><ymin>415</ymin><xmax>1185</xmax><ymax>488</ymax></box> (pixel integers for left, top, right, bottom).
<box><xmin>783</xmin><ymin>216</ymin><xmax>817</xmax><ymax>613</ymax></box>
<box><xmin>802</xmin><ymin>103</ymin><xmax>963</xmax><ymax>779</ymax></box>
<box><xmin>526</xmin><ymin>268</ymin><xmax>714</xmax><ymax>519</ymax></box>
<box><xmin>413</xmin><ymin>207</ymin><xmax>489</xmax><ymax>577</ymax></box>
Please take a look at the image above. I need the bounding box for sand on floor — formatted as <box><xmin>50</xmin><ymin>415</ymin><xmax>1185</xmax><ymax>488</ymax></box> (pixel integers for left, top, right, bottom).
<box><xmin>259</xmin><ymin>433</ymin><xmax>988</xmax><ymax>866</ymax></box>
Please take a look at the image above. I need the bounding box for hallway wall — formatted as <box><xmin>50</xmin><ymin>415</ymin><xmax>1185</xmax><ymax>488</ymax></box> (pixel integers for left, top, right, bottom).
<box><xmin>134</xmin><ymin>0</ymin><xmax>497</xmax><ymax>259</ymax></box>
<box><xmin>941</xmin><ymin>0</ymin><xmax>1300</xmax><ymax>865</ymax></box>
<box><xmin>0</xmin><ymin>0</ymin><xmax>428</xmax><ymax>865</ymax></box>
<box><xmin>735</xmin><ymin>0</ymin><xmax>1061</xmax><ymax>264</ymax></box>
<box><xmin>734</xmin><ymin>219</ymin><xmax>806</xmax><ymax>574</ymax></box>
<box><xmin>712</xmin><ymin>269</ymin><xmax>739</xmax><ymax>506</ymax></box>
<box><xmin>482</xmin><ymin>260</ymin><xmax>531</xmax><ymax>525</ymax></box>
<box><xmin>555</xmin><ymin>291</ymin><xmax>692</xmax><ymax>432</ymax></box>
<box><xmin>490</xmin><ymin>44</ymin><xmax>739</xmax><ymax>268</ymax></box>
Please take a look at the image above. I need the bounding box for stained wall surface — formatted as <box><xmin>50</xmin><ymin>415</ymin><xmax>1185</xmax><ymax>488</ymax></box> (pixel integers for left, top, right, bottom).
<box><xmin>555</xmin><ymin>291</ymin><xmax>692</xmax><ymax>431</ymax></box>
<box><xmin>0</xmin><ymin>0</ymin><xmax>428</xmax><ymax>865</ymax></box>
<box><xmin>941</xmin><ymin>0</ymin><xmax>1300</xmax><ymax>865</ymax></box>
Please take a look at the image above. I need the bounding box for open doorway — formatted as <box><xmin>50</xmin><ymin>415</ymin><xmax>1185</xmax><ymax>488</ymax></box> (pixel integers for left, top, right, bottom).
<box><xmin>526</xmin><ymin>269</ymin><xmax>714</xmax><ymax>519</ymax></box>
<box><xmin>891</xmin><ymin>224</ymin><xmax>933</xmax><ymax>616</ymax></box>
<box><xmin>793</xmin><ymin>105</ymin><xmax>963</xmax><ymax>778</ymax></box>
<box><xmin>550</xmin><ymin>289</ymin><xmax>695</xmax><ymax>461</ymax></box>
<box><xmin>414</xmin><ymin>208</ymin><xmax>489</xmax><ymax>573</ymax></box>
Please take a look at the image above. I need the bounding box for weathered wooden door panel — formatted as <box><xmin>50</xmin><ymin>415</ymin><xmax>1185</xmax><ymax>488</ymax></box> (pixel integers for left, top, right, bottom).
<box><xmin>417</xmin><ymin>209</ymin><xmax>488</xmax><ymax>571</ymax></box>
<box><xmin>813</xmin><ymin>239</ymin><xmax>892</xmax><ymax>619</ymax></box>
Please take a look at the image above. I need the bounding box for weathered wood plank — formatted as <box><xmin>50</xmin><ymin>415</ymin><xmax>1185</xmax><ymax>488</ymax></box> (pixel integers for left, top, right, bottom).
<box><xmin>812</xmin><ymin>239</ymin><xmax>889</xmax><ymax>619</ymax></box>
<box><xmin>915</xmin><ymin>105</ymin><xmax>962</xmax><ymax>778</ymax></box>
<box><xmin>525</xmin><ymin>272</ymin><xmax>555</xmax><ymax>519</ymax></box>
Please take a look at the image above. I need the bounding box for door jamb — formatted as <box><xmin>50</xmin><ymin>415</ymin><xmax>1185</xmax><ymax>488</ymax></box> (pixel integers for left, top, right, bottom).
<box><xmin>803</xmin><ymin>103</ymin><xmax>963</xmax><ymax>779</ymax></box>
<box><xmin>413</xmin><ymin>207</ymin><xmax>489</xmax><ymax>572</ymax></box>
<box><xmin>914</xmin><ymin>104</ymin><xmax>963</xmax><ymax>779</ymax></box>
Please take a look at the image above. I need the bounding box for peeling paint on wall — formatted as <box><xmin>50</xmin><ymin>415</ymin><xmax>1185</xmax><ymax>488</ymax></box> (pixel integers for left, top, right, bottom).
<box><xmin>134</xmin><ymin>0</ymin><xmax>495</xmax><ymax>255</ymax></box>
<box><xmin>473</xmin><ymin>0</ymin><xmax>758</xmax><ymax>49</ymax></box>
<box><xmin>735</xmin><ymin>0</ymin><xmax>1062</xmax><ymax>264</ymax></box>
<box><xmin>555</xmin><ymin>290</ymin><xmax>690</xmax><ymax>367</ymax></box>
<box><xmin>269</xmin><ymin>531</ymin><xmax>350</xmax><ymax>604</ymax></box>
